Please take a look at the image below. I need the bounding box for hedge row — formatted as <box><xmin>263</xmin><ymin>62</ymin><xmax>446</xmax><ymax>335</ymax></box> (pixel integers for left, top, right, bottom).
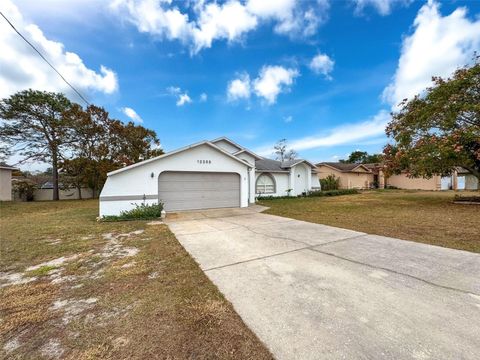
<box><xmin>257</xmin><ymin>189</ymin><xmax>358</xmax><ymax>201</ymax></box>
<box><xmin>102</xmin><ymin>203</ymin><xmax>164</xmax><ymax>221</ymax></box>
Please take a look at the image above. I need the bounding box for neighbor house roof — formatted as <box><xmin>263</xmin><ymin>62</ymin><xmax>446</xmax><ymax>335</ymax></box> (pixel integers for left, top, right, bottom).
<box><xmin>0</xmin><ymin>163</ymin><xmax>18</xmax><ymax>171</ymax></box>
<box><xmin>316</xmin><ymin>162</ymin><xmax>372</xmax><ymax>173</ymax></box>
<box><xmin>107</xmin><ymin>140</ymin><xmax>252</xmax><ymax>176</ymax></box>
<box><xmin>256</xmin><ymin>158</ymin><xmax>317</xmax><ymax>173</ymax></box>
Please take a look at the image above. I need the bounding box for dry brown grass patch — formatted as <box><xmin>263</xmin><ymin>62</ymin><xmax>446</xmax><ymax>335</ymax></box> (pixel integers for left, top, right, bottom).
<box><xmin>0</xmin><ymin>282</ymin><xmax>58</xmax><ymax>336</ymax></box>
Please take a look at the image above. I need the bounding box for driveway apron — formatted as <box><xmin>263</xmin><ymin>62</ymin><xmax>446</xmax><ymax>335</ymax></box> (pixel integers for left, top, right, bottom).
<box><xmin>166</xmin><ymin>207</ymin><xmax>480</xmax><ymax>360</ymax></box>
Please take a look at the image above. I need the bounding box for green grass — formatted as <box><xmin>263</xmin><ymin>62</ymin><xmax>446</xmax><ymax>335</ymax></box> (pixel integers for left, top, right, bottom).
<box><xmin>26</xmin><ymin>265</ymin><xmax>58</xmax><ymax>277</ymax></box>
<box><xmin>0</xmin><ymin>200</ymin><xmax>272</xmax><ymax>359</ymax></box>
<box><xmin>259</xmin><ymin>190</ymin><xmax>480</xmax><ymax>253</ymax></box>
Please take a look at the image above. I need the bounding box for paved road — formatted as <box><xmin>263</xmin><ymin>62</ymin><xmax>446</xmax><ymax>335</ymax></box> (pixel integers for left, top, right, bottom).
<box><xmin>166</xmin><ymin>206</ymin><xmax>480</xmax><ymax>360</ymax></box>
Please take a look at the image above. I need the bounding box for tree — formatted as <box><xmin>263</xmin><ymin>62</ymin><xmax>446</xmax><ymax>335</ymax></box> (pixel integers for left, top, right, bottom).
<box><xmin>60</xmin><ymin>157</ymin><xmax>90</xmax><ymax>199</ymax></box>
<box><xmin>274</xmin><ymin>138</ymin><xmax>298</xmax><ymax>161</ymax></box>
<box><xmin>340</xmin><ymin>151</ymin><xmax>383</xmax><ymax>164</ymax></box>
<box><xmin>63</xmin><ymin>104</ymin><xmax>163</xmax><ymax>197</ymax></box>
<box><xmin>384</xmin><ymin>58</ymin><xmax>480</xmax><ymax>181</ymax></box>
<box><xmin>0</xmin><ymin>90</ymin><xmax>73</xmax><ymax>200</ymax></box>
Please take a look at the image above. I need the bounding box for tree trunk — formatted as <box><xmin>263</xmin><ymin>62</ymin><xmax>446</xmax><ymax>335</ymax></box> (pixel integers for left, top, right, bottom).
<box><xmin>462</xmin><ymin>166</ymin><xmax>480</xmax><ymax>183</ymax></box>
<box><xmin>77</xmin><ymin>185</ymin><xmax>82</xmax><ymax>200</ymax></box>
<box><xmin>52</xmin><ymin>151</ymin><xmax>59</xmax><ymax>201</ymax></box>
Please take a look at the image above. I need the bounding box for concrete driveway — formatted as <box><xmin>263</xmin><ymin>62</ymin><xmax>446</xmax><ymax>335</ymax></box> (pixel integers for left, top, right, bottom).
<box><xmin>166</xmin><ymin>206</ymin><xmax>480</xmax><ymax>360</ymax></box>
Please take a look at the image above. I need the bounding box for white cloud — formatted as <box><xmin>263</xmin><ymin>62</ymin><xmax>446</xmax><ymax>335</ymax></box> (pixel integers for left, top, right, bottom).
<box><xmin>227</xmin><ymin>65</ymin><xmax>299</xmax><ymax>104</ymax></box>
<box><xmin>309</xmin><ymin>53</ymin><xmax>334</xmax><ymax>78</ymax></box>
<box><xmin>290</xmin><ymin>110</ymin><xmax>389</xmax><ymax>151</ymax></box>
<box><xmin>199</xmin><ymin>92</ymin><xmax>207</xmax><ymax>102</ymax></box>
<box><xmin>166</xmin><ymin>86</ymin><xmax>192</xmax><ymax>106</ymax></box>
<box><xmin>191</xmin><ymin>1</ymin><xmax>258</xmax><ymax>53</ymax></box>
<box><xmin>176</xmin><ymin>93</ymin><xmax>192</xmax><ymax>106</ymax></box>
<box><xmin>253</xmin><ymin>65</ymin><xmax>299</xmax><ymax>104</ymax></box>
<box><xmin>383</xmin><ymin>1</ymin><xmax>480</xmax><ymax>108</ymax></box>
<box><xmin>284</xmin><ymin>115</ymin><xmax>293</xmax><ymax>123</ymax></box>
<box><xmin>227</xmin><ymin>73</ymin><xmax>251</xmax><ymax>101</ymax></box>
<box><xmin>0</xmin><ymin>0</ymin><xmax>118</xmax><ymax>100</ymax></box>
<box><xmin>111</xmin><ymin>0</ymin><xmax>330</xmax><ymax>54</ymax></box>
<box><xmin>120</xmin><ymin>107</ymin><xmax>143</xmax><ymax>123</ymax></box>
<box><xmin>166</xmin><ymin>86</ymin><xmax>181</xmax><ymax>94</ymax></box>
<box><xmin>255</xmin><ymin>110</ymin><xmax>390</xmax><ymax>156</ymax></box>
<box><xmin>246</xmin><ymin>0</ymin><xmax>328</xmax><ymax>37</ymax></box>
<box><xmin>352</xmin><ymin>0</ymin><xmax>412</xmax><ymax>16</ymax></box>
<box><xmin>110</xmin><ymin>0</ymin><xmax>191</xmax><ymax>40</ymax></box>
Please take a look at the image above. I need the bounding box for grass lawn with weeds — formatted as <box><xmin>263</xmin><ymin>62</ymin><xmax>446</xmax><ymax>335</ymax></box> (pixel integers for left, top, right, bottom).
<box><xmin>260</xmin><ymin>190</ymin><xmax>480</xmax><ymax>253</ymax></box>
<box><xmin>0</xmin><ymin>200</ymin><xmax>272</xmax><ymax>359</ymax></box>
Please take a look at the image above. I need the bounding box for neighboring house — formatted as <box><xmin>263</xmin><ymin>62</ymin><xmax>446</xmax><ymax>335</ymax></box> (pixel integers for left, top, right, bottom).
<box><xmin>316</xmin><ymin>162</ymin><xmax>374</xmax><ymax>189</ymax></box>
<box><xmin>34</xmin><ymin>182</ymin><xmax>94</xmax><ymax>201</ymax></box>
<box><xmin>317</xmin><ymin>162</ymin><xmax>479</xmax><ymax>191</ymax></box>
<box><xmin>0</xmin><ymin>164</ymin><xmax>18</xmax><ymax>201</ymax></box>
<box><xmin>385</xmin><ymin>167</ymin><xmax>479</xmax><ymax>191</ymax></box>
<box><xmin>100</xmin><ymin>137</ymin><xmax>320</xmax><ymax>216</ymax></box>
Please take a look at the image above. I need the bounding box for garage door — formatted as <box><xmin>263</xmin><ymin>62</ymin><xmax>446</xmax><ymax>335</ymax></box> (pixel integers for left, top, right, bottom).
<box><xmin>158</xmin><ymin>172</ymin><xmax>240</xmax><ymax>211</ymax></box>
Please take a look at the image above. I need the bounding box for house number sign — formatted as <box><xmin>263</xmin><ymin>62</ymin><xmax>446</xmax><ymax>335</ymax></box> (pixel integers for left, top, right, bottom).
<box><xmin>197</xmin><ymin>160</ymin><xmax>212</xmax><ymax>164</ymax></box>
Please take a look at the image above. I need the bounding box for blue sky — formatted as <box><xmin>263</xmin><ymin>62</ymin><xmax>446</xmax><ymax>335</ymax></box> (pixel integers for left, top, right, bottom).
<box><xmin>1</xmin><ymin>0</ymin><xmax>480</xmax><ymax>169</ymax></box>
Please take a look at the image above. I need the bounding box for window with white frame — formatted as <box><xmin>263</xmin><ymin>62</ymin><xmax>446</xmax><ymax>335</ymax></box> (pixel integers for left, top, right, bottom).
<box><xmin>256</xmin><ymin>173</ymin><xmax>275</xmax><ymax>194</ymax></box>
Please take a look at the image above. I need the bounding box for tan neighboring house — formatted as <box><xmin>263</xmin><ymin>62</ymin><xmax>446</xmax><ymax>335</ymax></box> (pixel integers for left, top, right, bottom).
<box><xmin>316</xmin><ymin>162</ymin><xmax>376</xmax><ymax>189</ymax></box>
<box><xmin>0</xmin><ymin>164</ymin><xmax>18</xmax><ymax>201</ymax></box>
<box><xmin>316</xmin><ymin>162</ymin><xmax>479</xmax><ymax>191</ymax></box>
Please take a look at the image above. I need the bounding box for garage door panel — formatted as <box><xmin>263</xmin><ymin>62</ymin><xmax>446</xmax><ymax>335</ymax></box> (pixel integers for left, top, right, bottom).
<box><xmin>159</xmin><ymin>190</ymin><xmax>240</xmax><ymax>201</ymax></box>
<box><xmin>158</xmin><ymin>181</ymin><xmax>239</xmax><ymax>192</ymax></box>
<box><xmin>158</xmin><ymin>172</ymin><xmax>240</xmax><ymax>211</ymax></box>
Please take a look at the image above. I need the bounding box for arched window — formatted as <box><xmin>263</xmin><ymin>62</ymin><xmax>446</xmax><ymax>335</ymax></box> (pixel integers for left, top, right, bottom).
<box><xmin>256</xmin><ymin>173</ymin><xmax>275</xmax><ymax>194</ymax></box>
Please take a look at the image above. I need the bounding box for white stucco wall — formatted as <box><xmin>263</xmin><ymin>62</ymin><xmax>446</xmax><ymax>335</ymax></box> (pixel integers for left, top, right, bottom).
<box><xmin>255</xmin><ymin>172</ymin><xmax>290</xmax><ymax>197</ymax></box>
<box><xmin>311</xmin><ymin>173</ymin><xmax>321</xmax><ymax>189</ymax></box>
<box><xmin>293</xmin><ymin>163</ymin><xmax>309</xmax><ymax>196</ymax></box>
<box><xmin>0</xmin><ymin>169</ymin><xmax>13</xmax><ymax>201</ymax></box>
<box><xmin>255</xmin><ymin>163</ymin><xmax>318</xmax><ymax>198</ymax></box>
<box><xmin>236</xmin><ymin>152</ymin><xmax>255</xmax><ymax>165</ymax></box>
<box><xmin>100</xmin><ymin>144</ymin><xmax>250</xmax><ymax>216</ymax></box>
<box><xmin>212</xmin><ymin>139</ymin><xmax>241</xmax><ymax>154</ymax></box>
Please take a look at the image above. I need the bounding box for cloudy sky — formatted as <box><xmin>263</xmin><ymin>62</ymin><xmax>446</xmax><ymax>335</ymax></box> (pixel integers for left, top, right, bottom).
<box><xmin>1</xmin><ymin>0</ymin><xmax>480</xmax><ymax>168</ymax></box>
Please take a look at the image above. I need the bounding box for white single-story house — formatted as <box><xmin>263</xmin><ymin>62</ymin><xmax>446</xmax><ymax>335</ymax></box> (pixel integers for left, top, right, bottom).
<box><xmin>99</xmin><ymin>137</ymin><xmax>320</xmax><ymax>216</ymax></box>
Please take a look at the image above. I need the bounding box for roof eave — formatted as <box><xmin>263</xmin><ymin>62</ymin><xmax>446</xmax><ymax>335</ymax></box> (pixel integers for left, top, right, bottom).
<box><xmin>107</xmin><ymin>140</ymin><xmax>251</xmax><ymax>177</ymax></box>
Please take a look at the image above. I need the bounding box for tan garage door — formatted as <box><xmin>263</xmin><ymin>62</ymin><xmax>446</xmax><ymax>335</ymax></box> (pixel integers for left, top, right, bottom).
<box><xmin>158</xmin><ymin>171</ymin><xmax>240</xmax><ymax>211</ymax></box>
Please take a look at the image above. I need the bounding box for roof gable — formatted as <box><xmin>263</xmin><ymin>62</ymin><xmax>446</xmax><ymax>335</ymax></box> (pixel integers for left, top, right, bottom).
<box><xmin>210</xmin><ymin>137</ymin><xmax>243</xmax><ymax>152</ymax></box>
<box><xmin>317</xmin><ymin>162</ymin><xmax>372</xmax><ymax>173</ymax></box>
<box><xmin>211</xmin><ymin>137</ymin><xmax>262</xmax><ymax>160</ymax></box>
<box><xmin>107</xmin><ymin>141</ymin><xmax>251</xmax><ymax>176</ymax></box>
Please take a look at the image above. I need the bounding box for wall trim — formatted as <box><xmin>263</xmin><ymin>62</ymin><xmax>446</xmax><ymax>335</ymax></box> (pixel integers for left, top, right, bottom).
<box><xmin>100</xmin><ymin>194</ymin><xmax>158</xmax><ymax>201</ymax></box>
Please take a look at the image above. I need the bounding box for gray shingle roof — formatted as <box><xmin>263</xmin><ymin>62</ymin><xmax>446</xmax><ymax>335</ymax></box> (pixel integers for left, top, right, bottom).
<box><xmin>255</xmin><ymin>158</ymin><xmax>289</xmax><ymax>172</ymax></box>
<box><xmin>256</xmin><ymin>158</ymin><xmax>316</xmax><ymax>172</ymax></box>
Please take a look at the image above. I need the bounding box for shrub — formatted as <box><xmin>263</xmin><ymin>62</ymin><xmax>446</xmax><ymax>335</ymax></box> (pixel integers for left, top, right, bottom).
<box><xmin>12</xmin><ymin>180</ymin><xmax>36</xmax><ymax>201</ymax></box>
<box><xmin>454</xmin><ymin>194</ymin><xmax>480</xmax><ymax>203</ymax></box>
<box><xmin>308</xmin><ymin>189</ymin><xmax>359</xmax><ymax>197</ymax></box>
<box><xmin>257</xmin><ymin>188</ymin><xmax>358</xmax><ymax>200</ymax></box>
<box><xmin>320</xmin><ymin>174</ymin><xmax>340</xmax><ymax>190</ymax></box>
<box><xmin>102</xmin><ymin>202</ymin><xmax>164</xmax><ymax>221</ymax></box>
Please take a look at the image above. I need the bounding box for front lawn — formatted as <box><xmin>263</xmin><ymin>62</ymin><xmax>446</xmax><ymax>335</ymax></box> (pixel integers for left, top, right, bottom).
<box><xmin>0</xmin><ymin>200</ymin><xmax>272</xmax><ymax>359</ymax></box>
<box><xmin>259</xmin><ymin>190</ymin><xmax>480</xmax><ymax>253</ymax></box>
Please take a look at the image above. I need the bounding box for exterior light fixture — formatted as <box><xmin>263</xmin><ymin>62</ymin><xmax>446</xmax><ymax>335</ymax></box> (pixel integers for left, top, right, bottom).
<box><xmin>151</xmin><ymin>172</ymin><xmax>154</xmax><ymax>178</ymax></box>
